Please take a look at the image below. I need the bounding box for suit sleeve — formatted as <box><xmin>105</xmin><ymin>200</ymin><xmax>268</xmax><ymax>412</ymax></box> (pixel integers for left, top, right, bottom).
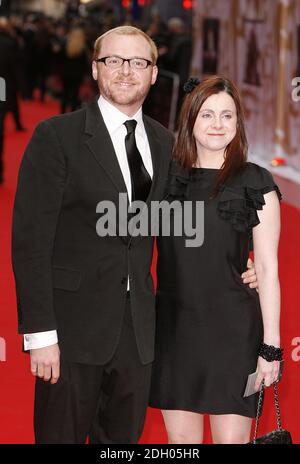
<box><xmin>12</xmin><ymin>120</ymin><xmax>66</xmax><ymax>334</ymax></box>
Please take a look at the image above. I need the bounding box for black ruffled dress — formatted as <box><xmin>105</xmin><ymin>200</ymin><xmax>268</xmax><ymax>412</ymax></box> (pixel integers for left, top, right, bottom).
<box><xmin>149</xmin><ymin>161</ymin><xmax>282</xmax><ymax>417</ymax></box>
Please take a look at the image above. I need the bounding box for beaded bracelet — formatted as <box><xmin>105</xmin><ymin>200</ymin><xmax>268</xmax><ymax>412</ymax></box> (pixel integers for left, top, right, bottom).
<box><xmin>258</xmin><ymin>343</ymin><xmax>283</xmax><ymax>362</ymax></box>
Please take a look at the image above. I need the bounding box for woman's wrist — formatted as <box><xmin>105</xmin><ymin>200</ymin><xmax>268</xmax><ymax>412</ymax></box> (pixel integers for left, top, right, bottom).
<box><xmin>263</xmin><ymin>335</ymin><xmax>280</xmax><ymax>347</ymax></box>
<box><xmin>258</xmin><ymin>342</ymin><xmax>283</xmax><ymax>362</ymax></box>
<box><xmin>263</xmin><ymin>340</ymin><xmax>280</xmax><ymax>348</ymax></box>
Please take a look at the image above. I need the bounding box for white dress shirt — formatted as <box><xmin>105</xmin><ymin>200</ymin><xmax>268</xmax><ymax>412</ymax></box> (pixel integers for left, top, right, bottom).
<box><xmin>24</xmin><ymin>95</ymin><xmax>153</xmax><ymax>350</ymax></box>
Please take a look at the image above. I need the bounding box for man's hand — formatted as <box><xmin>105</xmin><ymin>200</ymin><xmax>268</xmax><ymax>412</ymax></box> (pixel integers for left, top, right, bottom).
<box><xmin>30</xmin><ymin>344</ymin><xmax>60</xmax><ymax>384</ymax></box>
<box><xmin>241</xmin><ymin>258</ymin><xmax>258</xmax><ymax>290</ymax></box>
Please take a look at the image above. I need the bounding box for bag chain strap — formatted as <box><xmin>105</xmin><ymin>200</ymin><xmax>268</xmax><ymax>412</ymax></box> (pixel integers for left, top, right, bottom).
<box><xmin>253</xmin><ymin>380</ymin><xmax>282</xmax><ymax>443</ymax></box>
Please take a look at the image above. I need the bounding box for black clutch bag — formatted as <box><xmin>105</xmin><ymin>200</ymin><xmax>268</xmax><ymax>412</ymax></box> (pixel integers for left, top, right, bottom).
<box><xmin>249</xmin><ymin>381</ymin><xmax>292</xmax><ymax>444</ymax></box>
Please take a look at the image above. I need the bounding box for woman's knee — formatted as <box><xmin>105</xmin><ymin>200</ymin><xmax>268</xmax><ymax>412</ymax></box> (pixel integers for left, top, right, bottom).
<box><xmin>210</xmin><ymin>414</ymin><xmax>252</xmax><ymax>444</ymax></box>
<box><xmin>213</xmin><ymin>433</ymin><xmax>250</xmax><ymax>444</ymax></box>
<box><xmin>167</xmin><ymin>430</ymin><xmax>203</xmax><ymax>444</ymax></box>
<box><xmin>162</xmin><ymin>410</ymin><xmax>203</xmax><ymax>444</ymax></box>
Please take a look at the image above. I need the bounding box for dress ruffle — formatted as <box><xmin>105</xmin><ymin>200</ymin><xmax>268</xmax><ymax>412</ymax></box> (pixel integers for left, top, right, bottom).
<box><xmin>165</xmin><ymin>162</ymin><xmax>282</xmax><ymax>234</ymax></box>
<box><xmin>164</xmin><ymin>162</ymin><xmax>191</xmax><ymax>200</ymax></box>
<box><xmin>217</xmin><ymin>184</ymin><xmax>282</xmax><ymax>233</ymax></box>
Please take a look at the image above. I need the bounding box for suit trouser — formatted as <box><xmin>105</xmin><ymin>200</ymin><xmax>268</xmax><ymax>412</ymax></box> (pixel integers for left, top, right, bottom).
<box><xmin>34</xmin><ymin>294</ymin><xmax>152</xmax><ymax>444</ymax></box>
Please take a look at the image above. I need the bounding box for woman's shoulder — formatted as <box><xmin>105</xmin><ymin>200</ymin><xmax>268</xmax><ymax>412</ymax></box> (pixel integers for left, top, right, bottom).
<box><xmin>230</xmin><ymin>162</ymin><xmax>281</xmax><ymax>197</ymax></box>
<box><xmin>217</xmin><ymin>162</ymin><xmax>282</xmax><ymax>234</ymax></box>
<box><xmin>168</xmin><ymin>159</ymin><xmax>190</xmax><ymax>178</ymax></box>
<box><xmin>163</xmin><ymin>159</ymin><xmax>191</xmax><ymax>200</ymax></box>
<box><xmin>241</xmin><ymin>161</ymin><xmax>275</xmax><ymax>183</ymax></box>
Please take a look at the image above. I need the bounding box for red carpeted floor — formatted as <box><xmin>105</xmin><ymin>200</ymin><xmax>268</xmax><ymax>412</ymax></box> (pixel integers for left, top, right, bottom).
<box><xmin>0</xmin><ymin>98</ymin><xmax>299</xmax><ymax>444</ymax></box>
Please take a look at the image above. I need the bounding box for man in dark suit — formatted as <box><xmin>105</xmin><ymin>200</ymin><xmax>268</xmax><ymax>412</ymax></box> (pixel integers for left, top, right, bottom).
<box><xmin>12</xmin><ymin>25</ymin><xmax>173</xmax><ymax>444</ymax></box>
<box><xmin>12</xmin><ymin>25</ymin><xmax>257</xmax><ymax>444</ymax></box>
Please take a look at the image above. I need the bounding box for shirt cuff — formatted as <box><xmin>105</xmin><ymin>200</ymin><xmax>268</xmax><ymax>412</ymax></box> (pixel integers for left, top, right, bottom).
<box><xmin>23</xmin><ymin>330</ymin><xmax>58</xmax><ymax>351</ymax></box>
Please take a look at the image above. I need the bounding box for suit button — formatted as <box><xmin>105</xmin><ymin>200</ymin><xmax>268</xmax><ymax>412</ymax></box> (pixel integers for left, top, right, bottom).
<box><xmin>121</xmin><ymin>277</ymin><xmax>127</xmax><ymax>284</ymax></box>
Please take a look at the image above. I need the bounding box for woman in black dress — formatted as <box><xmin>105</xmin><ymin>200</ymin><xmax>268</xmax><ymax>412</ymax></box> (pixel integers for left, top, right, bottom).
<box><xmin>149</xmin><ymin>76</ymin><xmax>282</xmax><ymax>443</ymax></box>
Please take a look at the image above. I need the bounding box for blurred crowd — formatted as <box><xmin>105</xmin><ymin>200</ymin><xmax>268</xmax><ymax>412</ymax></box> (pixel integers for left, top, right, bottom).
<box><xmin>0</xmin><ymin>7</ymin><xmax>192</xmax><ymax>183</ymax></box>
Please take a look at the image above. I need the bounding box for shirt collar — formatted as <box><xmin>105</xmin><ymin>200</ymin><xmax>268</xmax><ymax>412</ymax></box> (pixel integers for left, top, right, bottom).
<box><xmin>98</xmin><ymin>95</ymin><xmax>144</xmax><ymax>135</ymax></box>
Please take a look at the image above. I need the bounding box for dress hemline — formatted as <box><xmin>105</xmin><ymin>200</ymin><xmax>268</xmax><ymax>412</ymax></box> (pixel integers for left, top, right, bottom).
<box><xmin>148</xmin><ymin>403</ymin><xmax>256</xmax><ymax>419</ymax></box>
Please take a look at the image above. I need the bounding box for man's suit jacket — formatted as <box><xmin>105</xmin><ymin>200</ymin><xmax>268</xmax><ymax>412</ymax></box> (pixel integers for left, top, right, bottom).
<box><xmin>12</xmin><ymin>99</ymin><xmax>174</xmax><ymax>365</ymax></box>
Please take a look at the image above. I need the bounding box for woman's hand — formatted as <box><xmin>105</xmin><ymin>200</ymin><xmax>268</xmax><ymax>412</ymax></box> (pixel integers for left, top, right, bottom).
<box><xmin>254</xmin><ymin>357</ymin><xmax>280</xmax><ymax>391</ymax></box>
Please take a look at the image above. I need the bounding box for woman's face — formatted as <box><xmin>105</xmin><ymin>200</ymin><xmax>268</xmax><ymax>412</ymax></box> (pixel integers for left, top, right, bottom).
<box><xmin>193</xmin><ymin>91</ymin><xmax>237</xmax><ymax>156</ymax></box>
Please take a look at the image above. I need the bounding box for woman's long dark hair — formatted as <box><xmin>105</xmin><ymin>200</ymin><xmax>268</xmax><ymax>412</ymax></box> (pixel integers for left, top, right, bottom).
<box><xmin>174</xmin><ymin>76</ymin><xmax>248</xmax><ymax>193</ymax></box>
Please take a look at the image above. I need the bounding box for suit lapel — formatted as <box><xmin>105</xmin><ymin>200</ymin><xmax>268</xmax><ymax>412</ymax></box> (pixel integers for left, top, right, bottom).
<box><xmin>85</xmin><ymin>99</ymin><xmax>129</xmax><ymax>245</ymax></box>
<box><xmin>85</xmin><ymin>101</ymin><xmax>163</xmax><ymax>202</ymax></box>
<box><xmin>85</xmin><ymin>99</ymin><xmax>127</xmax><ymax>195</ymax></box>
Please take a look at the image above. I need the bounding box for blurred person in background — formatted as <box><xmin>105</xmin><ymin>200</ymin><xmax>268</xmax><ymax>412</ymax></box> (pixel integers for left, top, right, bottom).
<box><xmin>35</xmin><ymin>17</ymin><xmax>53</xmax><ymax>102</ymax></box>
<box><xmin>160</xmin><ymin>17</ymin><xmax>192</xmax><ymax>123</ymax></box>
<box><xmin>20</xmin><ymin>14</ymin><xmax>38</xmax><ymax>101</ymax></box>
<box><xmin>0</xmin><ymin>16</ymin><xmax>22</xmax><ymax>184</ymax></box>
<box><xmin>146</xmin><ymin>13</ymin><xmax>169</xmax><ymax>69</ymax></box>
<box><xmin>0</xmin><ymin>17</ymin><xmax>25</xmax><ymax>132</ymax></box>
<box><xmin>60</xmin><ymin>27</ymin><xmax>88</xmax><ymax>113</ymax></box>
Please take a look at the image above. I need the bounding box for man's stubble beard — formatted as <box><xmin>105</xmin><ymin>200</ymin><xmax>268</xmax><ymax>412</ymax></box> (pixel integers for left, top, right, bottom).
<box><xmin>98</xmin><ymin>79</ymin><xmax>151</xmax><ymax>108</ymax></box>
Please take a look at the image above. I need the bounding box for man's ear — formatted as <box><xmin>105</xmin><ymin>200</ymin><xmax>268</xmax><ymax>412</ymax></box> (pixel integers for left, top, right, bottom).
<box><xmin>92</xmin><ymin>61</ymin><xmax>98</xmax><ymax>81</ymax></box>
<box><xmin>151</xmin><ymin>65</ymin><xmax>158</xmax><ymax>86</ymax></box>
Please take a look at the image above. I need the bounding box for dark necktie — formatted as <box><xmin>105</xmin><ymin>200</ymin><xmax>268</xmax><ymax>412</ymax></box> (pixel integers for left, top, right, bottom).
<box><xmin>124</xmin><ymin>120</ymin><xmax>152</xmax><ymax>203</ymax></box>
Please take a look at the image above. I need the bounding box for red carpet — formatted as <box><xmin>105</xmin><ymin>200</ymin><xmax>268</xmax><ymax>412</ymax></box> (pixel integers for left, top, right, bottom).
<box><xmin>0</xmin><ymin>98</ymin><xmax>299</xmax><ymax>444</ymax></box>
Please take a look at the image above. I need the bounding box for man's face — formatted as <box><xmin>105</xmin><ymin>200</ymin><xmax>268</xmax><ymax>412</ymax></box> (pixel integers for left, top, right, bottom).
<box><xmin>92</xmin><ymin>33</ymin><xmax>158</xmax><ymax>116</ymax></box>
